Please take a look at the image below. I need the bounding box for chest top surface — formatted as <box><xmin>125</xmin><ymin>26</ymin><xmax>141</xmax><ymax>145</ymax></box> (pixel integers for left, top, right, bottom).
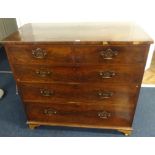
<box><xmin>1</xmin><ymin>22</ymin><xmax>153</xmax><ymax>45</ymax></box>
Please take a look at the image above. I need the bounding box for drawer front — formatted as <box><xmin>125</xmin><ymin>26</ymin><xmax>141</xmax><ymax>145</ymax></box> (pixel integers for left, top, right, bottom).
<box><xmin>25</xmin><ymin>102</ymin><xmax>133</xmax><ymax>127</ymax></box>
<box><xmin>7</xmin><ymin>45</ymin><xmax>149</xmax><ymax>65</ymax></box>
<box><xmin>19</xmin><ymin>83</ymin><xmax>138</xmax><ymax>105</ymax></box>
<box><xmin>14</xmin><ymin>64</ymin><xmax>144</xmax><ymax>84</ymax></box>
<box><xmin>7</xmin><ymin>45</ymin><xmax>74</xmax><ymax>65</ymax></box>
<box><xmin>73</xmin><ymin>45</ymin><xmax>149</xmax><ymax>64</ymax></box>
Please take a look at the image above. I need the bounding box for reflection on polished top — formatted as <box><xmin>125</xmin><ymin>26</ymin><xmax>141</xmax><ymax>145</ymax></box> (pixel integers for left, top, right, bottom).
<box><xmin>2</xmin><ymin>22</ymin><xmax>153</xmax><ymax>44</ymax></box>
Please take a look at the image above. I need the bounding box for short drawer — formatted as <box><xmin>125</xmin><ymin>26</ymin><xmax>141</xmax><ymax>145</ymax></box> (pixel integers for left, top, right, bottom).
<box><xmin>25</xmin><ymin>102</ymin><xmax>133</xmax><ymax>128</ymax></box>
<box><xmin>7</xmin><ymin>45</ymin><xmax>74</xmax><ymax>65</ymax></box>
<box><xmin>13</xmin><ymin>64</ymin><xmax>144</xmax><ymax>84</ymax></box>
<box><xmin>19</xmin><ymin>82</ymin><xmax>138</xmax><ymax>105</ymax></box>
<box><xmin>6</xmin><ymin>44</ymin><xmax>149</xmax><ymax>65</ymax></box>
<box><xmin>73</xmin><ymin>45</ymin><xmax>149</xmax><ymax>64</ymax></box>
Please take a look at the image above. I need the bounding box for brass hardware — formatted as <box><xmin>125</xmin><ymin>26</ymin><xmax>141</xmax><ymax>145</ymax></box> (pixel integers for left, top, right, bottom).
<box><xmin>43</xmin><ymin>108</ymin><xmax>57</xmax><ymax>116</ymax></box>
<box><xmin>98</xmin><ymin>111</ymin><xmax>111</xmax><ymax>119</ymax></box>
<box><xmin>100</xmin><ymin>48</ymin><xmax>118</xmax><ymax>59</ymax></box>
<box><xmin>99</xmin><ymin>71</ymin><xmax>116</xmax><ymax>78</ymax></box>
<box><xmin>32</xmin><ymin>48</ymin><xmax>47</xmax><ymax>59</ymax></box>
<box><xmin>98</xmin><ymin>91</ymin><xmax>113</xmax><ymax>99</ymax></box>
<box><xmin>36</xmin><ymin>70</ymin><xmax>51</xmax><ymax>77</ymax></box>
<box><xmin>40</xmin><ymin>89</ymin><xmax>54</xmax><ymax>97</ymax></box>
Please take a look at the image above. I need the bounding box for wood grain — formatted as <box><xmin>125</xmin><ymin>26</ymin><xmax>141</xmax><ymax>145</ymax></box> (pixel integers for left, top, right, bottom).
<box><xmin>1</xmin><ymin>22</ymin><xmax>153</xmax><ymax>44</ymax></box>
<box><xmin>18</xmin><ymin>82</ymin><xmax>138</xmax><ymax>105</ymax></box>
<box><xmin>13</xmin><ymin>64</ymin><xmax>144</xmax><ymax>84</ymax></box>
<box><xmin>6</xmin><ymin>44</ymin><xmax>149</xmax><ymax>65</ymax></box>
<box><xmin>1</xmin><ymin>22</ymin><xmax>153</xmax><ymax>135</ymax></box>
<box><xmin>25</xmin><ymin>102</ymin><xmax>134</xmax><ymax>128</ymax></box>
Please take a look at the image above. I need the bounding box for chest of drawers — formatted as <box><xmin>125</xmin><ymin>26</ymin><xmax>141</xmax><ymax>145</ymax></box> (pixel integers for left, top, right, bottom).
<box><xmin>1</xmin><ymin>22</ymin><xmax>153</xmax><ymax>135</ymax></box>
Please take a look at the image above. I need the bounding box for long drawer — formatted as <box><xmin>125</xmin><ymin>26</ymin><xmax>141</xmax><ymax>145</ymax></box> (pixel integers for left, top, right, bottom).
<box><xmin>25</xmin><ymin>102</ymin><xmax>134</xmax><ymax>128</ymax></box>
<box><xmin>14</xmin><ymin>64</ymin><xmax>144</xmax><ymax>84</ymax></box>
<box><xmin>7</xmin><ymin>44</ymin><xmax>149</xmax><ymax>65</ymax></box>
<box><xmin>19</xmin><ymin>82</ymin><xmax>138</xmax><ymax>105</ymax></box>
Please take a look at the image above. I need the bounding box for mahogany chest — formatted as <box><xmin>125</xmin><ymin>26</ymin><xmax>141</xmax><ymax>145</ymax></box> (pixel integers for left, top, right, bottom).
<box><xmin>1</xmin><ymin>22</ymin><xmax>153</xmax><ymax>135</ymax></box>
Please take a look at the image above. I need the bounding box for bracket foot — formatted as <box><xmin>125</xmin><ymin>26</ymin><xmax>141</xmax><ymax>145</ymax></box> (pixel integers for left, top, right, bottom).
<box><xmin>28</xmin><ymin>124</ymin><xmax>40</xmax><ymax>129</ymax></box>
<box><xmin>117</xmin><ymin>129</ymin><xmax>132</xmax><ymax>136</ymax></box>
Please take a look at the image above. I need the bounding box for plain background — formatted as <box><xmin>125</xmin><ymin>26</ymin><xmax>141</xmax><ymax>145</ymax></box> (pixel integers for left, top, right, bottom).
<box><xmin>16</xmin><ymin>0</ymin><xmax>155</xmax><ymax>39</ymax></box>
<box><xmin>14</xmin><ymin>0</ymin><xmax>155</xmax><ymax>70</ymax></box>
<box><xmin>0</xmin><ymin>0</ymin><xmax>155</xmax><ymax>154</ymax></box>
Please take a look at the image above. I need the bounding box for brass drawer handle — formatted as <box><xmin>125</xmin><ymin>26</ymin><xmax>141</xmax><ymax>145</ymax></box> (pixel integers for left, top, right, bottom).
<box><xmin>40</xmin><ymin>89</ymin><xmax>54</xmax><ymax>97</ymax></box>
<box><xmin>32</xmin><ymin>48</ymin><xmax>47</xmax><ymax>59</ymax></box>
<box><xmin>36</xmin><ymin>70</ymin><xmax>51</xmax><ymax>77</ymax></box>
<box><xmin>43</xmin><ymin>108</ymin><xmax>57</xmax><ymax>116</ymax></box>
<box><xmin>98</xmin><ymin>111</ymin><xmax>111</xmax><ymax>119</ymax></box>
<box><xmin>100</xmin><ymin>48</ymin><xmax>118</xmax><ymax>59</ymax></box>
<box><xmin>99</xmin><ymin>71</ymin><xmax>116</xmax><ymax>78</ymax></box>
<box><xmin>98</xmin><ymin>91</ymin><xmax>113</xmax><ymax>99</ymax></box>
